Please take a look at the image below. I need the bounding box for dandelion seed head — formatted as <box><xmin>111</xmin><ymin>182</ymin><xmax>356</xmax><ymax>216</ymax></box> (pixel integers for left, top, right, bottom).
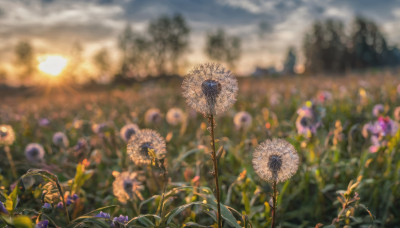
<box><xmin>145</xmin><ymin>108</ymin><xmax>162</xmax><ymax>125</ymax></box>
<box><xmin>182</xmin><ymin>63</ymin><xmax>238</xmax><ymax>115</ymax></box>
<box><xmin>233</xmin><ymin>111</ymin><xmax>252</xmax><ymax>130</ymax></box>
<box><xmin>127</xmin><ymin>129</ymin><xmax>166</xmax><ymax>166</ymax></box>
<box><xmin>120</xmin><ymin>124</ymin><xmax>139</xmax><ymax>142</ymax></box>
<box><xmin>252</xmin><ymin>138</ymin><xmax>299</xmax><ymax>183</ymax></box>
<box><xmin>166</xmin><ymin>108</ymin><xmax>184</xmax><ymax>126</ymax></box>
<box><xmin>112</xmin><ymin>171</ymin><xmax>144</xmax><ymax>203</ymax></box>
<box><xmin>25</xmin><ymin>143</ymin><xmax>45</xmax><ymax>163</ymax></box>
<box><xmin>0</xmin><ymin>125</ymin><xmax>15</xmax><ymax>146</ymax></box>
<box><xmin>52</xmin><ymin>132</ymin><xmax>69</xmax><ymax>147</ymax></box>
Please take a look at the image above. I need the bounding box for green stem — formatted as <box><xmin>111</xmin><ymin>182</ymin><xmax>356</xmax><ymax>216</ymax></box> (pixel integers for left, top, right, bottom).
<box><xmin>271</xmin><ymin>181</ymin><xmax>277</xmax><ymax>228</ymax></box>
<box><xmin>208</xmin><ymin>114</ymin><xmax>222</xmax><ymax>228</ymax></box>
<box><xmin>158</xmin><ymin>159</ymin><xmax>168</xmax><ymax>218</ymax></box>
<box><xmin>4</xmin><ymin>146</ymin><xmax>17</xmax><ymax>178</ymax></box>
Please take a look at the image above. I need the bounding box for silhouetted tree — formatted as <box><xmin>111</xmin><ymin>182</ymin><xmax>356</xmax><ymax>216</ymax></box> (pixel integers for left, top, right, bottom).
<box><xmin>349</xmin><ymin>16</ymin><xmax>390</xmax><ymax>69</ymax></box>
<box><xmin>93</xmin><ymin>47</ymin><xmax>112</xmax><ymax>83</ymax></box>
<box><xmin>15</xmin><ymin>40</ymin><xmax>35</xmax><ymax>81</ymax></box>
<box><xmin>205</xmin><ymin>29</ymin><xmax>241</xmax><ymax>69</ymax></box>
<box><xmin>283</xmin><ymin>47</ymin><xmax>296</xmax><ymax>75</ymax></box>
<box><xmin>148</xmin><ymin>13</ymin><xmax>190</xmax><ymax>75</ymax></box>
<box><xmin>303</xmin><ymin>19</ymin><xmax>347</xmax><ymax>73</ymax></box>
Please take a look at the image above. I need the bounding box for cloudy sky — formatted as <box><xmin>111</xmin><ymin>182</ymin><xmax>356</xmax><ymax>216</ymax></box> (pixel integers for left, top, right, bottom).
<box><xmin>1</xmin><ymin>0</ymin><xmax>400</xmax><ymax>75</ymax></box>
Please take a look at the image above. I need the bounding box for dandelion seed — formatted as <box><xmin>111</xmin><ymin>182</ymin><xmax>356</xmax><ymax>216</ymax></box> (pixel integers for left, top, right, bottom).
<box><xmin>145</xmin><ymin>108</ymin><xmax>162</xmax><ymax>125</ymax></box>
<box><xmin>112</xmin><ymin>171</ymin><xmax>144</xmax><ymax>204</ymax></box>
<box><xmin>166</xmin><ymin>108</ymin><xmax>185</xmax><ymax>126</ymax></box>
<box><xmin>372</xmin><ymin>104</ymin><xmax>384</xmax><ymax>117</ymax></box>
<box><xmin>52</xmin><ymin>132</ymin><xmax>69</xmax><ymax>147</ymax></box>
<box><xmin>252</xmin><ymin>138</ymin><xmax>299</xmax><ymax>183</ymax></box>
<box><xmin>182</xmin><ymin>63</ymin><xmax>238</xmax><ymax>115</ymax></box>
<box><xmin>120</xmin><ymin>124</ymin><xmax>140</xmax><ymax>142</ymax></box>
<box><xmin>127</xmin><ymin>129</ymin><xmax>166</xmax><ymax>165</ymax></box>
<box><xmin>0</xmin><ymin>125</ymin><xmax>15</xmax><ymax>146</ymax></box>
<box><xmin>233</xmin><ymin>111</ymin><xmax>252</xmax><ymax>130</ymax></box>
<box><xmin>25</xmin><ymin>143</ymin><xmax>45</xmax><ymax>163</ymax></box>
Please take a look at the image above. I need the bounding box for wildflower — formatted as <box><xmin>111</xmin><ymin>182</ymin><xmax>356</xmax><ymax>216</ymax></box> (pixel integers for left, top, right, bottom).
<box><xmin>166</xmin><ymin>108</ymin><xmax>185</xmax><ymax>126</ymax></box>
<box><xmin>182</xmin><ymin>63</ymin><xmax>238</xmax><ymax>115</ymax></box>
<box><xmin>393</xmin><ymin>106</ymin><xmax>400</xmax><ymax>121</ymax></box>
<box><xmin>25</xmin><ymin>143</ymin><xmax>45</xmax><ymax>163</ymax></box>
<box><xmin>233</xmin><ymin>111</ymin><xmax>252</xmax><ymax>130</ymax></box>
<box><xmin>144</xmin><ymin>108</ymin><xmax>162</xmax><ymax>125</ymax></box>
<box><xmin>296</xmin><ymin>102</ymin><xmax>324</xmax><ymax>137</ymax></box>
<box><xmin>252</xmin><ymin>138</ymin><xmax>299</xmax><ymax>183</ymax></box>
<box><xmin>35</xmin><ymin>220</ymin><xmax>49</xmax><ymax>228</ymax></box>
<box><xmin>56</xmin><ymin>202</ymin><xmax>63</xmax><ymax>209</ymax></box>
<box><xmin>0</xmin><ymin>125</ymin><xmax>15</xmax><ymax>146</ymax></box>
<box><xmin>52</xmin><ymin>132</ymin><xmax>69</xmax><ymax>147</ymax></box>
<box><xmin>72</xmin><ymin>194</ymin><xmax>79</xmax><ymax>200</ymax></box>
<box><xmin>95</xmin><ymin>211</ymin><xmax>111</xmax><ymax>219</ymax></box>
<box><xmin>92</xmin><ymin>123</ymin><xmax>108</xmax><ymax>134</ymax></box>
<box><xmin>39</xmin><ymin>118</ymin><xmax>50</xmax><ymax>127</ymax></box>
<box><xmin>0</xmin><ymin>201</ymin><xmax>8</xmax><ymax>214</ymax></box>
<box><xmin>112</xmin><ymin>215</ymin><xmax>129</xmax><ymax>227</ymax></box>
<box><xmin>73</xmin><ymin>138</ymin><xmax>87</xmax><ymax>151</ymax></box>
<box><xmin>120</xmin><ymin>124</ymin><xmax>140</xmax><ymax>142</ymax></box>
<box><xmin>42</xmin><ymin>203</ymin><xmax>52</xmax><ymax>209</ymax></box>
<box><xmin>363</xmin><ymin>116</ymin><xmax>398</xmax><ymax>153</ymax></box>
<box><xmin>112</xmin><ymin>171</ymin><xmax>144</xmax><ymax>204</ymax></box>
<box><xmin>316</xmin><ymin>90</ymin><xmax>332</xmax><ymax>104</ymax></box>
<box><xmin>127</xmin><ymin>129</ymin><xmax>166</xmax><ymax>166</ymax></box>
<box><xmin>372</xmin><ymin>104</ymin><xmax>384</xmax><ymax>117</ymax></box>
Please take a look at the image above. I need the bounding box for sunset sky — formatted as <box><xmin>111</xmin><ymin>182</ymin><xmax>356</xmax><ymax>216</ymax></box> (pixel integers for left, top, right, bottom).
<box><xmin>1</xmin><ymin>0</ymin><xmax>400</xmax><ymax>75</ymax></box>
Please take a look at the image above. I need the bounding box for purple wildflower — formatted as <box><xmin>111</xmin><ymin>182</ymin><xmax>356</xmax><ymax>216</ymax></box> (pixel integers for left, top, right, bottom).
<box><xmin>95</xmin><ymin>211</ymin><xmax>111</xmax><ymax>219</ymax></box>
<box><xmin>112</xmin><ymin>215</ymin><xmax>129</xmax><ymax>227</ymax></box>
<box><xmin>295</xmin><ymin>102</ymin><xmax>324</xmax><ymax>137</ymax></box>
<box><xmin>39</xmin><ymin>118</ymin><xmax>50</xmax><ymax>127</ymax></box>
<box><xmin>35</xmin><ymin>220</ymin><xmax>49</xmax><ymax>228</ymax></box>
<box><xmin>372</xmin><ymin>104</ymin><xmax>385</xmax><ymax>117</ymax></box>
<box><xmin>42</xmin><ymin>203</ymin><xmax>52</xmax><ymax>209</ymax></box>
<box><xmin>364</xmin><ymin>116</ymin><xmax>398</xmax><ymax>153</ymax></box>
<box><xmin>56</xmin><ymin>202</ymin><xmax>63</xmax><ymax>209</ymax></box>
<box><xmin>0</xmin><ymin>201</ymin><xmax>8</xmax><ymax>215</ymax></box>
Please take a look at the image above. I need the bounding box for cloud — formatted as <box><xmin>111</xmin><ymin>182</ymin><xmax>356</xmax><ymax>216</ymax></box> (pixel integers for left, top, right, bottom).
<box><xmin>0</xmin><ymin>0</ymin><xmax>399</xmax><ymax>74</ymax></box>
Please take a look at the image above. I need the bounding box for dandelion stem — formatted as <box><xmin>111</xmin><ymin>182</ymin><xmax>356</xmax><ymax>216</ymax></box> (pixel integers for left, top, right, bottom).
<box><xmin>271</xmin><ymin>180</ymin><xmax>277</xmax><ymax>228</ymax></box>
<box><xmin>4</xmin><ymin>146</ymin><xmax>17</xmax><ymax>178</ymax></box>
<box><xmin>158</xmin><ymin>159</ymin><xmax>168</xmax><ymax>218</ymax></box>
<box><xmin>208</xmin><ymin>114</ymin><xmax>222</xmax><ymax>228</ymax></box>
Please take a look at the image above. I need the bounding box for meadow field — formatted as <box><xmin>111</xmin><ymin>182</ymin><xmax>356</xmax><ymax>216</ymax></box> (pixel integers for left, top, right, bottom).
<box><xmin>1</xmin><ymin>73</ymin><xmax>400</xmax><ymax>228</ymax></box>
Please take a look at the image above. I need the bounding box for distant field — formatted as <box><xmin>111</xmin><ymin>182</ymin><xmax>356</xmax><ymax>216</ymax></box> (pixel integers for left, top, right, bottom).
<box><xmin>1</xmin><ymin>74</ymin><xmax>400</xmax><ymax>227</ymax></box>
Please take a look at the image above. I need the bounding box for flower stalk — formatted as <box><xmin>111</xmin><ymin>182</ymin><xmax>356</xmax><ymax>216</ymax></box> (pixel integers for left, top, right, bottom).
<box><xmin>208</xmin><ymin>114</ymin><xmax>222</xmax><ymax>228</ymax></box>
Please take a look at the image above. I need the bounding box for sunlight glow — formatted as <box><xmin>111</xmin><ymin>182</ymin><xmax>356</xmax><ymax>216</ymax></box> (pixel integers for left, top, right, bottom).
<box><xmin>38</xmin><ymin>55</ymin><xmax>68</xmax><ymax>76</ymax></box>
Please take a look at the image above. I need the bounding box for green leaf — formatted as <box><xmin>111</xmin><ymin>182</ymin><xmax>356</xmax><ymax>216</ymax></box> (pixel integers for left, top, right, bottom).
<box><xmin>13</xmin><ymin>216</ymin><xmax>33</xmax><ymax>228</ymax></box>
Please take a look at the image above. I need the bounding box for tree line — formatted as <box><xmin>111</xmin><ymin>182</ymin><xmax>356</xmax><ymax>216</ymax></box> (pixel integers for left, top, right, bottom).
<box><xmin>303</xmin><ymin>16</ymin><xmax>400</xmax><ymax>74</ymax></box>
<box><xmin>4</xmin><ymin>14</ymin><xmax>400</xmax><ymax>84</ymax></box>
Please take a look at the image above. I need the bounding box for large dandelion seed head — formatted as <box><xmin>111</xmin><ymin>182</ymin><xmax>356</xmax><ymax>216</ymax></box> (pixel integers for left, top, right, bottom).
<box><xmin>166</xmin><ymin>108</ymin><xmax>185</xmax><ymax>126</ymax></box>
<box><xmin>52</xmin><ymin>132</ymin><xmax>69</xmax><ymax>147</ymax></box>
<box><xmin>144</xmin><ymin>108</ymin><xmax>162</xmax><ymax>125</ymax></box>
<box><xmin>0</xmin><ymin>125</ymin><xmax>15</xmax><ymax>146</ymax></box>
<box><xmin>127</xmin><ymin>129</ymin><xmax>166</xmax><ymax>166</ymax></box>
<box><xmin>25</xmin><ymin>143</ymin><xmax>45</xmax><ymax>163</ymax></box>
<box><xmin>182</xmin><ymin>63</ymin><xmax>238</xmax><ymax>115</ymax></box>
<box><xmin>233</xmin><ymin>111</ymin><xmax>252</xmax><ymax>130</ymax></box>
<box><xmin>120</xmin><ymin>124</ymin><xmax>140</xmax><ymax>142</ymax></box>
<box><xmin>252</xmin><ymin>138</ymin><xmax>299</xmax><ymax>183</ymax></box>
<box><xmin>112</xmin><ymin>171</ymin><xmax>144</xmax><ymax>204</ymax></box>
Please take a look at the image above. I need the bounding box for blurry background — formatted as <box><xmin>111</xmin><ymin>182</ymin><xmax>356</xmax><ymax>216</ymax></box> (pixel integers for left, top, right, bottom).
<box><xmin>0</xmin><ymin>0</ymin><xmax>400</xmax><ymax>86</ymax></box>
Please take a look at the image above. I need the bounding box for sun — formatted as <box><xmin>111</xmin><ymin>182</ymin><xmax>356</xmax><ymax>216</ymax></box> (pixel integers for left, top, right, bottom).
<box><xmin>38</xmin><ymin>55</ymin><xmax>68</xmax><ymax>76</ymax></box>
